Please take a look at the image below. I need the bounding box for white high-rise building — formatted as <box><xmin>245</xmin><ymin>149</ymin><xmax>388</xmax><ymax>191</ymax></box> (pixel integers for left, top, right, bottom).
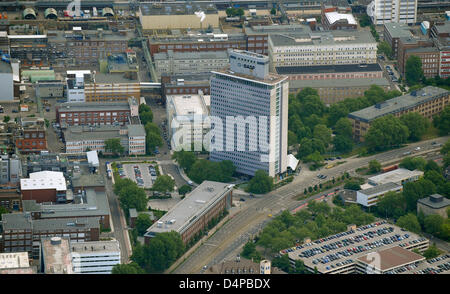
<box><xmin>210</xmin><ymin>50</ymin><xmax>288</xmax><ymax>178</ymax></box>
<box><xmin>367</xmin><ymin>0</ymin><xmax>417</xmax><ymax>25</ymax></box>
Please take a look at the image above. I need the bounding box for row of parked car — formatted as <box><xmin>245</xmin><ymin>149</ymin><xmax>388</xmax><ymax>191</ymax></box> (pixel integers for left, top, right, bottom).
<box><xmin>148</xmin><ymin>165</ymin><xmax>157</xmax><ymax>181</ymax></box>
<box><xmin>134</xmin><ymin>165</ymin><xmax>144</xmax><ymax>187</ymax></box>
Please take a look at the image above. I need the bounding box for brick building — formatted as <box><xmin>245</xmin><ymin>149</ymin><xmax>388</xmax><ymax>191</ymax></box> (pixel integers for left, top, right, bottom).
<box><xmin>144</xmin><ymin>181</ymin><xmax>233</xmax><ymax>245</ymax></box>
<box><xmin>20</xmin><ymin>171</ymin><xmax>67</xmax><ymax>204</ymax></box>
<box><xmin>383</xmin><ymin>23</ymin><xmax>413</xmax><ymax>59</ymax></box>
<box><xmin>348</xmin><ymin>86</ymin><xmax>450</xmax><ymax>141</ymax></box>
<box><xmin>397</xmin><ymin>37</ymin><xmax>437</xmax><ymax>78</ymax></box>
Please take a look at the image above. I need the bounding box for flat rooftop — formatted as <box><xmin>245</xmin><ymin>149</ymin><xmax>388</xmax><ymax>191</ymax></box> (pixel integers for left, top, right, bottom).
<box><xmin>42</xmin><ymin>237</ymin><xmax>74</xmax><ymax>274</ymax></box>
<box><xmin>47</xmin><ymin>29</ymin><xmax>135</xmax><ymax>42</ymax></box>
<box><xmin>276</xmin><ymin>63</ymin><xmax>383</xmax><ymax>75</ymax></box>
<box><xmin>289</xmin><ymin>77</ymin><xmax>390</xmax><ymax>89</ymax></box>
<box><xmin>269</xmin><ymin>30</ymin><xmax>376</xmax><ymax>47</ymax></box>
<box><xmin>244</xmin><ymin>24</ymin><xmax>311</xmax><ymax>35</ymax></box>
<box><xmin>1</xmin><ymin>213</ymin><xmax>100</xmax><ymax>231</ymax></box>
<box><xmin>417</xmin><ymin>194</ymin><xmax>450</xmax><ymax>209</ymax></box>
<box><xmin>325</xmin><ymin>11</ymin><xmax>357</xmax><ymax>25</ymax></box>
<box><xmin>0</xmin><ymin>252</ymin><xmax>30</xmax><ymax>269</ymax></box>
<box><xmin>348</xmin><ymin>86</ymin><xmax>449</xmax><ymax>123</ymax></box>
<box><xmin>167</xmin><ymin>93</ymin><xmax>208</xmax><ymax>117</ymax></box>
<box><xmin>20</xmin><ymin>171</ymin><xmax>66</xmax><ymax>191</ymax></box>
<box><xmin>145</xmin><ymin>181</ymin><xmax>233</xmax><ymax>236</ymax></box>
<box><xmin>70</xmin><ymin>240</ymin><xmax>120</xmax><ymax>254</ymax></box>
<box><xmin>384</xmin><ymin>23</ymin><xmax>413</xmax><ymax>39</ymax></box>
<box><xmin>0</xmin><ymin>59</ymin><xmax>12</xmax><ymax>74</ymax></box>
<box><xmin>286</xmin><ymin>221</ymin><xmax>428</xmax><ymax>274</ymax></box>
<box><xmin>357</xmin><ymin>245</ymin><xmax>425</xmax><ymax>272</ymax></box>
<box><xmin>57</xmin><ymin>102</ymin><xmax>130</xmax><ymax>112</ymax></box>
<box><xmin>368</xmin><ymin>168</ymin><xmax>424</xmax><ymax>185</ymax></box>
<box><xmin>212</xmin><ymin>69</ymin><xmax>287</xmax><ymax>86</ymax></box>
<box><xmin>358</xmin><ymin>182</ymin><xmax>402</xmax><ymax>196</ymax></box>
<box><xmin>63</xmin><ymin>125</ymin><xmax>126</xmax><ymax>142</ymax></box>
<box><xmin>154</xmin><ymin>50</ymin><xmax>228</xmax><ymax>61</ymax></box>
<box><xmin>140</xmin><ymin>2</ymin><xmax>218</xmax><ymax>16</ymax></box>
<box><xmin>93</xmin><ymin>72</ymin><xmax>140</xmax><ymax>84</ymax></box>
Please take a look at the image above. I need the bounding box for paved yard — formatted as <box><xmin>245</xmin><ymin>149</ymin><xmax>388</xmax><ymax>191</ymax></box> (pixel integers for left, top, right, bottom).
<box><xmin>122</xmin><ymin>163</ymin><xmax>156</xmax><ymax>189</ymax></box>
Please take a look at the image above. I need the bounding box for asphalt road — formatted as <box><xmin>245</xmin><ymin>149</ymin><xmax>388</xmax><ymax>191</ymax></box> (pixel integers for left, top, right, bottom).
<box><xmin>173</xmin><ymin>136</ymin><xmax>449</xmax><ymax>274</ymax></box>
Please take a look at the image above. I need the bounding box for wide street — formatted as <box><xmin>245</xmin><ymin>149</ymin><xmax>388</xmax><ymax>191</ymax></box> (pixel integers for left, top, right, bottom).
<box><xmin>173</xmin><ymin>136</ymin><xmax>449</xmax><ymax>274</ymax></box>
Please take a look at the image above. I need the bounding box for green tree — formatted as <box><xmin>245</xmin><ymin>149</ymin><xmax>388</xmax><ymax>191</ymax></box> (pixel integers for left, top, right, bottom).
<box><xmin>0</xmin><ymin>206</ymin><xmax>8</xmax><ymax>217</ymax></box>
<box><xmin>188</xmin><ymin>160</ymin><xmax>235</xmax><ymax>184</ymax></box>
<box><xmin>422</xmin><ymin>244</ymin><xmax>441</xmax><ymax>260</ymax></box>
<box><xmin>333</xmin><ymin>135</ymin><xmax>353</xmax><ymax>153</ymax></box>
<box><xmin>144</xmin><ymin>122</ymin><xmax>160</xmax><ymax>135</ymax></box>
<box><xmin>368</xmin><ymin>160</ymin><xmax>382</xmax><ymax>174</ymax></box>
<box><xmin>433</xmin><ymin>105</ymin><xmax>450</xmax><ymax>135</ymax></box>
<box><xmin>3</xmin><ymin>116</ymin><xmax>10</xmax><ymax>123</ymax></box>
<box><xmin>423</xmin><ymin>214</ymin><xmax>444</xmax><ymax>236</ymax></box>
<box><xmin>344</xmin><ymin>180</ymin><xmax>361</xmax><ymax>191</ymax></box>
<box><xmin>115</xmin><ymin>179</ymin><xmax>148</xmax><ymax>212</ymax></box>
<box><xmin>104</xmin><ymin>138</ymin><xmax>125</xmax><ymax>155</ymax></box>
<box><xmin>365</xmin><ymin>115</ymin><xmax>409</xmax><ymax>152</ymax></box>
<box><xmin>313</xmin><ymin>124</ymin><xmax>332</xmax><ymax>147</ymax></box>
<box><xmin>403</xmin><ymin>179</ymin><xmax>436</xmax><ymax>211</ymax></box>
<box><xmin>152</xmin><ymin>175</ymin><xmax>175</xmax><ymax>193</ymax></box>
<box><xmin>146</xmin><ymin>132</ymin><xmax>163</xmax><ymax>154</ymax></box>
<box><xmin>173</xmin><ymin>150</ymin><xmax>196</xmax><ymax>172</ymax></box>
<box><xmin>288</xmin><ymin>130</ymin><xmax>298</xmax><ymax>146</ymax></box>
<box><xmin>405</xmin><ymin>55</ymin><xmax>424</xmax><ymax>86</ymax></box>
<box><xmin>400</xmin><ymin>112</ymin><xmax>430</xmax><ymax>141</ymax></box>
<box><xmin>396</xmin><ymin>213</ymin><xmax>421</xmax><ymax>233</ymax></box>
<box><xmin>236</xmin><ymin>8</ymin><xmax>244</xmax><ymax>16</ymax></box>
<box><xmin>334</xmin><ymin>118</ymin><xmax>353</xmax><ymax>138</ymax></box>
<box><xmin>135</xmin><ymin>213</ymin><xmax>152</xmax><ymax>236</ymax></box>
<box><xmin>328</xmin><ymin>103</ymin><xmax>349</xmax><ymax>127</ymax></box>
<box><xmin>112</xmin><ymin>262</ymin><xmax>145</xmax><ymax>274</ymax></box>
<box><xmin>440</xmin><ymin>139</ymin><xmax>450</xmax><ymax>155</ymax></box>
<box><xmin>376</xmin><ymin>191</ymin><xmax>406</xmax><ymax>219</ymax></box>
<box><xmin>140</xmin><ymin>111</ymin><xmax>153</xmax><ymax>126</ymax></box>
<box><xmin>399</xmin><ymin>156</ymin><xmax>427</xmax><ymax>171</ymax></box>
<box><xmin>304</xmin><ymin>151</ymin><xmax>324</xmax><ymax>166</ymax></box>
<box><xmin>359</xmin><ymin>13</ymin><xmax>371</xmax><ymax>27</ymax></box>
<box><xmin>131</xmin><ymin>231</ymin><xmax>185</xmax><ymax>273</ymax></box>
<box><xmin>424</xmin><ymin>160</ymin><xmax>442</xmax><ymax>174</ymax></box>
<box><xmin>246</xmin><ymin>170</ymin><xmax>273</xmax><ymax>194</ymax></box>
<box><xmin>377</xmin><ymin>41</ymin><xmax>392</xmax><ymax>58</ymax></box>
<box><xmin>270</xmin><ymin>7</ymin><xmax>276</xmax><ymax>15</ymax></box>
<box><xmin>178</xmin><ymin>184</ymin><xmax>192</xmax><ymax>196</ymax></box>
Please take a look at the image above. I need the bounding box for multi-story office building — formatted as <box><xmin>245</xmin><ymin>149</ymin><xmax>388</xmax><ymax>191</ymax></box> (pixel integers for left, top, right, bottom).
<box><xmin>383</xmin><ymin>23</ymin><xmax>413</xmax><ymax>58</ymax></box>
<box><xmin>161</xmin><ymin>74</ymin><xmax>211</xmax><ymax>100</ymax></box>
<box><xmin>1</xmin><ymin>214</ymin><xmax>100</xmax><ymax>259</ymax></box>
<box><xmin>244</xmin><ymin>24</ymin><xmax>312</xmax><ymax>55</ymax></box>
<box><xmin>397</xmin><ymin>37</ymin><xmax>436</xmax><ymax>77</ymax></box>
<box><xmin>430</xmin><ymin>22</ymin><xmax>450</xmax><ymax>78</ymax></box>
<box><xmin>356</xmin><ymin>182</ymin><xmax>403</xmax><ymax>207</ymax></box>
<box><xmin>47</xmin><ymin>28</ymin><xmax>134</xmax><ymax>67</ymax></box>
<box><xmin>268</xmin><ymin>31</ymin><xmax>377</xmax><ymax>71</ymax></box>
<box><xmin>348</xmin><ymin>86</ymin><xmax>450</xmax><ymax>141</ymax></box>
<box><xmin>0</xmin><ymin>154</ymin><xmax>22</xmax><ymax>185</ymax></box>
<box><xmin>148</xmin><ymin>33</ymin><xmax>247</xmax><ymax>56</ymax></box>
<box><xmin>367</xmin><ymin>0</ymin><xmax>418</xmax><ymax>25</ymax></box>
<box><xmin>154</xmin><ymin>50</ymin><xmax>229</xmax><ymax>77</ymax></box>
<box><xmin>70</xmin><ymin>240</ymin><xmax>120</xmax><ymax>274</ymax></box>
<box><xmin>56</xmin><ymin>100</ymin><xmax>136</xmax><ymax>128</ymax></box>
<box><xmin>210</xmin><ymin>50</ymin><xmax>289</xmax><ymax>178</ymax></box>
<box><xmin>167</xmin><ymin>91</ymin><xmax>210</xmax><ymax>151</ymax></box>
<box><xmin>144</xmin><ymin>181</ymin><xmax>233</xmax><ymax>245</ymax></box>
<box><xmin>64</xmin><ymin>124</ymin><xmax>146</xmax><ymax>155</ymax></box>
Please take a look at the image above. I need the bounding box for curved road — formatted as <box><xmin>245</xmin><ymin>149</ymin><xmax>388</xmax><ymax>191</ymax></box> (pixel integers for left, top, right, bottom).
<box><xmin>173</xmin><ymin>136</ymin><xmax>449</xmax><ymax>274</ymax></box>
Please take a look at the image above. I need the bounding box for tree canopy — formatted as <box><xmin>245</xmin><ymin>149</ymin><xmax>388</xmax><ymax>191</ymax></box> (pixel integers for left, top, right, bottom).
<box><xmin>104</xmin><ymin>138</ymin><xmax>125</xmax><ymax>156</ymax></box>
<box><xmin>112</xmin><ymin>262</ymin><xmax>145</xmax><ymax>274</ymax></box>
<box><xmin>400</xmin><ymin>112</ymin><xmax>430</xmax><ymax>141</ymax></box>
<box><xmin>246</xmin><ymin>170</ymin><xmax>274</xmax><ymax>194</ymax></box>
<box><xmin>152</xmin><ymin>175</ymin><xmax>175</xmax><ymax>193</ymax></box>
<box><xmin>405</xmin><ymin>56</ymin><xmax>424</xmax><ymax>86</ymax></box>
<box><xmin>135</xmin><ymin>213</ymin><xmax>153</xmax><ymax>236</ymax></box>
<box><xmin>114</xmin><ymin>178</ymin><xmax>148</xmax><ymax>212</ymax></box>
<box><xmin>365</xmin><ymin>115</ymin><xmax>409</xmax><ymax>152</ymax></box>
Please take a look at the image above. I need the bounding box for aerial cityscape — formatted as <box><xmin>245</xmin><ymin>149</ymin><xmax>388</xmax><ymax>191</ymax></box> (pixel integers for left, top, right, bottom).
<box><xmin>0</xmin><ymin>0</ymin><xmax>449</xmax><ymax>280</ymax></box>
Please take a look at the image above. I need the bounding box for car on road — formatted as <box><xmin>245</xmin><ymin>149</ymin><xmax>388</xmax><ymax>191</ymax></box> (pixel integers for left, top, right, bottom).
<box><xmin>240</xmin><ymin>198</ymin><xmax>246</xmax><ymax>202</ymax></box>
<box><xmin>415</xmin><ymin>147</ymin><xmax>421</xmax><ymax>151</ymax></box>
<box><xmin>403</xmin><ymin>151</ymin><xmax>411</xmax><ymax>155</ymax></box>
<box><xmin>187</xmin><ymin>180</ymin><xmax>193</xmax><ymax>186</ymax></box>
<box><xmin>12</xmin><ymin>109</ymin><xmax>18</xmax><ymax>113</ymax></box>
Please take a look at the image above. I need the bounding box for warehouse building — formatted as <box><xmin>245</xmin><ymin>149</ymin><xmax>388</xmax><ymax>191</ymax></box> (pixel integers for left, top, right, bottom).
<box><xmin>348</xmin><ymin>86</ymin><xmax>450</xmax><ymax>141</ymax></box>
<box><xmin>20</xmin><ymin>171</ymin><xmax>67</xmax><ymax>204</ymax></box>
<box><xmin>144</xmin><ymin>181</ymin><xmax>233</xmax><ymax>245</ymax></box>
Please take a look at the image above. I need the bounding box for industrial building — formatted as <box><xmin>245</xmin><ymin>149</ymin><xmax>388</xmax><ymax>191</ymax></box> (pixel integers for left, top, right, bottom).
<box><xmin>166</xmin><ymin>91</ymin><xmax>210</xmax><ymax>151</ymax></box>
<box><xmin>70</xmin><ymin>240</ymin><xmax>120</xmax><ymax>274</ymax></box>
<box><xmin>417</xmin><ymin>194</ymin><xmax>450</xmax><ymax>219</ymax></box>
<box><xmin>15</xmin><ymin>117</ymin><xmax>48</xmax><ymax>153</ymax></box>
<box><xmin>8</xmin><ymin>34</ymin><xmax>48</xmax><ymax>67</ymax></box>
<box><xmin>268</xmin><ymin>31</ymin><xmax>377</xmax><ymax>71</ymax></box>
<box><xmin>348</xmin><ymin>86</ymin><xmax>450</xmax><ymax>141</ymax></box>
<box><xmin>0</xmin><ymin>154</ymin><xmax>22</xmax><ymax>185</ymax></box>
<box><xmin>210</xmin><ymin>50</ymin><xmax>289</xmax><ymax>178</ymax></box>
<box><xmin>285</xmin><ymin>221</ymin><xmax>429</xmax><ymax>274</ymax></box>
<box><xmin>35</xmin><ymin>81</ymin><xmax>64</xmax><ymax>99</ymax></box>
<box><xmin>154</xmin><ymin>50</ymin><xmax>229</xmax><ymax>77</ymax></box>
<box><xmin>139</xmin><ymin>3</ymin><xmax>219</xmax><ymax>31</ymax></box>
<box><xmin>144</xmin><ymin>181</ymin><xmax>233</xmax><ymax>245</ymax></box>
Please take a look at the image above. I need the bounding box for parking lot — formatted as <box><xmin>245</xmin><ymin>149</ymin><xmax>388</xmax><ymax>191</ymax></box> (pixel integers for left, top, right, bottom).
<box><xmin>285</xmin><ymin>221</ymin><xmax>429</xmax><ymax>274</ymax></box>
<box><xmin>118</xmin><ymin>163</ymin><xmax>158</xmax><ymax>189</ymax></box>
<box><xmin>391</xmin><ymin>253</ymin><xmax>450</xmax><ymax>274</ymax></box>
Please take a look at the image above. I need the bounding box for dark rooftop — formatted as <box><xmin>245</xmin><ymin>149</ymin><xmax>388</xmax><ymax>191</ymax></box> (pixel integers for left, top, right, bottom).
<box><xmin>418</xmin><ymin>194</ymin><xmax>450</xmax><ymax>209</ymax></box>
<box><xmin>276</xmin><ymin>63</ymin><xmax>382</xmax><ymax>75</ymax></box>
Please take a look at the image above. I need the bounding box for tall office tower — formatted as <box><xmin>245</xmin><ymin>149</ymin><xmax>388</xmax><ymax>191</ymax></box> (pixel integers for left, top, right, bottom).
<box><xmin>367</xmin><ymin>0</ymin><xmax>417</xmax><ymax>25</ymax></box>
<box><xmin>210</xmin><ymin>50</ymin><xmax>288</xmax><ymax>178</ymax></box>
